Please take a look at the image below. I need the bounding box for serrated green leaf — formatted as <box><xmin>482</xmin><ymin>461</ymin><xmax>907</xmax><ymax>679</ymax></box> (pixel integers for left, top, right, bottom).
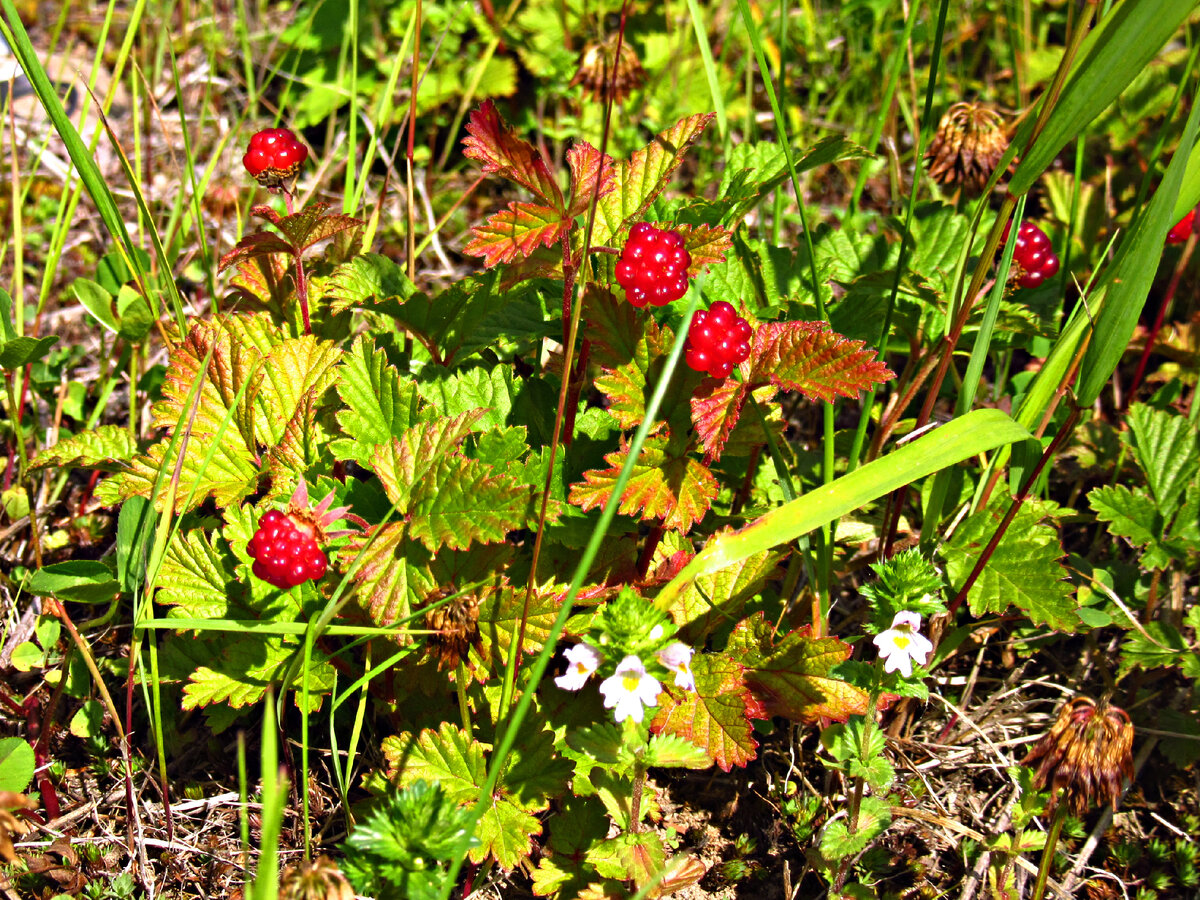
<box><xmin>566</xmin><ymin>722</ymin><xmax>625</xmax><ymax>767</ymax></box>
<box><xmin>592</xmin><ymin>112</ymin><xmax>716</xmax><ymax>246</ymax></box>
<box><xmin>471</xmin><ymin>584</ymin><xmax>561</xmax><ymax>678</ymax></box>
<box><xmin>30</xmin><ymin>424</ymin><xmax>139</xmax><ymax>472</ymax></box>
<box><xmin>651</xmin><ymin>652</ymin><xmax>758</xmax><ymax>772</ymax></box>
<box><xmin>341</xmin><ymin>522</ymin><xmax>434</xmax><ymax>630</ymax></box>
<box><xmin>943</xmin><ymin>492</ymin><xmax>1079</xmax><ymax>630</ymax></box>
<box><xmin>252</xmin><ymin>335</ymin><xmax>342</xmax><ymax>447</ymax></box>
<box><xmin>323</xmin><ymin>252</ymin><xmax>418</xmax><ymax>314</ymax></box>
<box><xmin>728</xmin><ymin>614</ymin><xmax>870</xmax><ymax>724</ymax></box>
<box><xmin>1088</xmin><ymin>483</ymin><xmax>1167</xmax><ymax>567</ymax></box>
<box><xmin>418</xmin><ymin>366</ymin><xmax>515</xmax><ymax>431</ymax></box>
<box><xmin>820</xmin><ymin>794</ymin><xmax>891</xmax><ymax>859</ymax></box>
<box><xmin>180</xmin><ymin>637</ymin><xmax>333</xmax><ymax>711</ymax></box>
<box><xmin>385</xmin><ymin>723</ymin><xmax>488</xmax><ymax>803</ymax></box>
<box><xmin>570</xmin><ymin>432</ymin><xmax>718</xmax><ymax>534</ymax></box>
<box><xmin>1126</xmin><ymin>403</ymin><xmax>1200</xmax><ymax>519</ymax></box>
<box><xmin>369</xmin><ymin>411</ymin><xmax>488</xmax><ymax>505</ymax></box>
<box><xmin>1119</xmin><ymin>622</ymin><xmax>1200</xmax><ymax>679</ymax></box>
<box><xmin>156</xmin><ymin>528</ymin><xmax>239</xmax><ymax>619</ymax></box>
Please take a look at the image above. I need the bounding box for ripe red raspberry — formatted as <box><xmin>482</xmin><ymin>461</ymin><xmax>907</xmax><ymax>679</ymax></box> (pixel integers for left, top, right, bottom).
<box><xmin>1001</xmin><ymin>220</ymin><xmax>1060</xmax><ymax>289</ymax></box>
<box><xmin>1167</xmin><ymin>209</ymin><xmax>1195</xmax><ymax>245</ymax></box>
<box><xmin>247</xmin><ymin>509</ymin><xmax>327</xmax><ymax>589</ymax></box>
<box><xmin>684</xmin><ymin>301</ymin><xmax>752</xmax><ymax>378</ymax></box>
<box><xmin>614</xmin><ymin>223</ymin><xmax>692</xmax><ymax>307</ymax></box>
<box><xmin>243</xmin><ymin>128</ymin><xmax>308</xmax><ymax>190</ymax></box>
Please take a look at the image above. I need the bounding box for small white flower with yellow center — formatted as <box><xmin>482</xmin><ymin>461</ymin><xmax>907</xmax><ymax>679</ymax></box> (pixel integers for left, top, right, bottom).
<box><xmin>656</xmin><ymin>641</ymin><xmax>696</xmax><ymax>691</ymax></box>
<box><xmin>555</xmin><ymin>642</ymin><xmax>603</xmax><ymax>691</ymax></box>
<box><xmin>599</xmin><ymin>655</ymin><xmax>663</xmax><ymax>723</ymax></box>
<box><xmin>873</xmin><ymin>611</ymin><xmax>934</xmax><ymax>678</ymax></box>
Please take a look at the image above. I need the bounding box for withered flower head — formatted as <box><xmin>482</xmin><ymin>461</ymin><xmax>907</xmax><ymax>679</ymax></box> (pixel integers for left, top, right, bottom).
<box><xmin>279</xmin><ymin>855</ymin><xmax>355</xmax><ymax>900</ymax></box>
<box><xmin>1023</xmin><ymin>696</ymin><xmax>1134</xmax><ymax>815</ymax></box>
<box><xmin>925</xmin><ymin>102</ymin><xmax>1009</xmax><ymax>192</ymax></box>
<box><xmin>423</xmin><ymin>587</ymin><xmax>483</xmax><ymax>671</ymax></box>
<box><xmin>570</xmin><ymin>34</ymin><xmax>646</xmax><ymax>105</ymax></box>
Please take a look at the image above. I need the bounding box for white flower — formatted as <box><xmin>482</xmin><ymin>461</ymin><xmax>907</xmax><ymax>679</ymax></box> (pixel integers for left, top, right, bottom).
<box><xmin>599</xmin><ymin>655</ymin><xmax>663</xmax><ymax>723</ymax></box>
<box><xmin>872</xmin><ymin>611</ymin><xmax>934</xmax><ymax>678</ymax></box>
<box><xmin>649</xmin><ymin>623</ymin><xmax>665</xmax><ymax>642</ymax></box>
<box><xmin>555</xmin><ymin>642</ymin><xmax>603</xmax><ymax>691</ymax></box>
<box><xmin>656</xmin><ymin>641</ymin><xmax>696</xmax><ymax>691</ymax></box>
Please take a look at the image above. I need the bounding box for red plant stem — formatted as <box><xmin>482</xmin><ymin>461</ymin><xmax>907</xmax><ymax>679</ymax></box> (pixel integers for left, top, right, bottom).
<box><xmin>1128</xmin><ymin>220</ymin><xmax>1197</xmax><ymax>400</ymax></box>
<box><xmin>636</xmin><ymin>525</ymin><xmax>665</xmax><ymax>581</ymax></box>
<box><xmin>282</xmin><ymin>188</ymin><xmax>312</xmax><ymax>336</ymax></box>
<box><xmin>947</xmin><ymin>404</ymin><xmax>1080</xmax><ymax>617</ymax></box>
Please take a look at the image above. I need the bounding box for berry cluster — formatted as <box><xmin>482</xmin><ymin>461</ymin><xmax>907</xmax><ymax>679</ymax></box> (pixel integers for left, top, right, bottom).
<box><xmin>243</xmin><ymin>128</ymin><xmax>308</xmax><ymax>189</ymax></box>
<box><xmin>1167</xmin><ymin>209</ymin><xmax>1196</xmax><ymax>245</ymax></box>
<box><xmin>1003</xmin><ymin>220</ymin><xmax>1060</xmax><ymax>289</ymax></box>
<box><xmin>685</xmin><ymin>301</ymin><xmax>752</xmax><ymax>378</ymax></box>
<box><xmin>615</xmin><ymin>223</ymin><xmax>692</xmax><ymax>307</ymax></box>
<box><xmin>247</xmin><ymin>510</ymin><xmax>327</xmax><ymax>589</ymax></box>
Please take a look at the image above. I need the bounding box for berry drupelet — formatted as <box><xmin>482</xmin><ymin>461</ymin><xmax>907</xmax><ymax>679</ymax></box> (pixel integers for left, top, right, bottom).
<box><xmin>615</xmin><ymin>223</ymin><xmax>692</xmax><ymax>307</ymax></box>
<box><xmin>684</xmin><ymin>301</ymin><xmax>752</xmax><ymax>379</ymax></box>
<box><xmin>1002</xmin><ymin>220</ymin><xmax>1060</xmax><ymax>289</ymax></box>
<box><xmin>243</xmin><ymin>128</ymin><xmax>308</xmax><ymax>191</ymax></box>
<box><xmin>247</xmin><ymin>509</ymin><xmax>327</xmax><ymax>590</ymax></box>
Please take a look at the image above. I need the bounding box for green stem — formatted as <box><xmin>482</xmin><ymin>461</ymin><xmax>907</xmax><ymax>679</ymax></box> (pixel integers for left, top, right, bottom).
<box><xmin>1031</xmin><ymin>801</ymin><xmax>1068</xmax><ymax>900</ymax></box>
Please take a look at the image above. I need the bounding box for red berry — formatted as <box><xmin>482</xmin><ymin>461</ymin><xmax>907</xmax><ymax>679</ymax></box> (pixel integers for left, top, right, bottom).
<box><xmin>1167</xmin><ymin>210</ymin><xmax>1196</xmax><ymax>245</ymax></box>
<box><xmin>614</xmin><ymin>223</ymin><xmax>692</xmax><ymax>307</ymax></box>
<box><xmin>684</xmin><ymin>304</ymin><xmax>754</xmax><ymax>378</ymax></box>
<box><xmin>247</xmin><ymin>509</ymin><xmax>326</xmax><ymax>589</ymax></box>
<box><xmin>243</xmin><ymin>128</ymin><xmax>308</xmax><ymax>190</ymax></box>
<box><xmin>1002</xmin><ymin>220</ymin><xmax>1060</xmax><ymax>291</ymax></box>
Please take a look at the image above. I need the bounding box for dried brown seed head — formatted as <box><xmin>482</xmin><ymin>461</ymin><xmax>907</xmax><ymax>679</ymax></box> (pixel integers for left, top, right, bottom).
<box><xmin>279</xmin><ymin>855</ymin><xmax>356</xmax><ymax>900</ymax></box>
<box><xmin>1023</xmin><ymin>696</ymin><xmax>1134</xmax><ymax>815</ymax></box>
<box><xmin>423</xmin><ymin>588</ymin><xmax>483</xmax><ymax>671</ymax></box>
<box><xmin>571</xmin><ymin>34</ymin><xmax>646</xmax><ymax>105</ymax></box>
<box><xmin>925</xmin><ymin>102</ymin><xmax>1009</xmax><ymax>193</ymax></box>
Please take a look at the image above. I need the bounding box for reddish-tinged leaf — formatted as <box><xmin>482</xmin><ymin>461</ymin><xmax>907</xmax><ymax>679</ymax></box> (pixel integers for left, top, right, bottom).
<box><xmin>465</xmin><ymin>202</ymin><xmax>568</xmax><ymax>266</ymax></box>
<box><xmin>464</xmin><ymin>100</ymin><xmax>565</xmax><ymax>211</ymax></box>
<box><xmin>368</xmin><ymin>411</ymin><xmax>488</xmax><ymax>506</ymax></box>
<box><xmin>227</xmin><ymin>253</ymin><xmax>290</xmax><ymax>314</ymax></box>
<box><xmin>728</xmin><ymin>613</ymin><xmax>870</xmax><ymax>723</ymax></box>
<box><xmin>651</xmin><ymin>652</ymin><xmax>758</xmax><ymax>771</ymax></box>
<box><xmin>405</xmin><ymin>455</ymin><xmax>542</xmax><ymax>551</ymax></box>
<box><xmin>690</xmin><ymin>380</ymin><xmax>782</xmax><ymax>463</ymax></box>
<box><xmin>276</xmin><ymin>207</ymin><xmax>363</xmax><ymax>252</ymax></box>
<box><xmin>678</xmin><ymin>224</ymin><xmax>733</xmax><ymax>273</ymax></box>
<box><xmin>218</xmin><ymin>232</ymin><xmax>295</xmax><ymax>273</ymax></box>
<box><xmin>569</xmin><ymin>433</ymin><xmax>717</xmax><ymax>533</ymax></box>
<box><xmin>748</xmin><ymin>321</ymin><xmax>894</xmax><ymax>402</ymax></box>
<box><xmin>566</xmin><ymin>140</ymin><xmax>616</xmax><ymax>218</ymax></box>
<box><xmin>593</xmin><ymin>112</ymin><xmax>716</xmax><ymax>246</ymax></box>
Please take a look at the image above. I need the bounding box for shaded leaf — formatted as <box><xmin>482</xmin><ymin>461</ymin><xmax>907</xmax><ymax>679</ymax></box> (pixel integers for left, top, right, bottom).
<box><xmin>661</xmin><ymin>546</ymin><xmax>783</xmax><ymax>641</ymax></box>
